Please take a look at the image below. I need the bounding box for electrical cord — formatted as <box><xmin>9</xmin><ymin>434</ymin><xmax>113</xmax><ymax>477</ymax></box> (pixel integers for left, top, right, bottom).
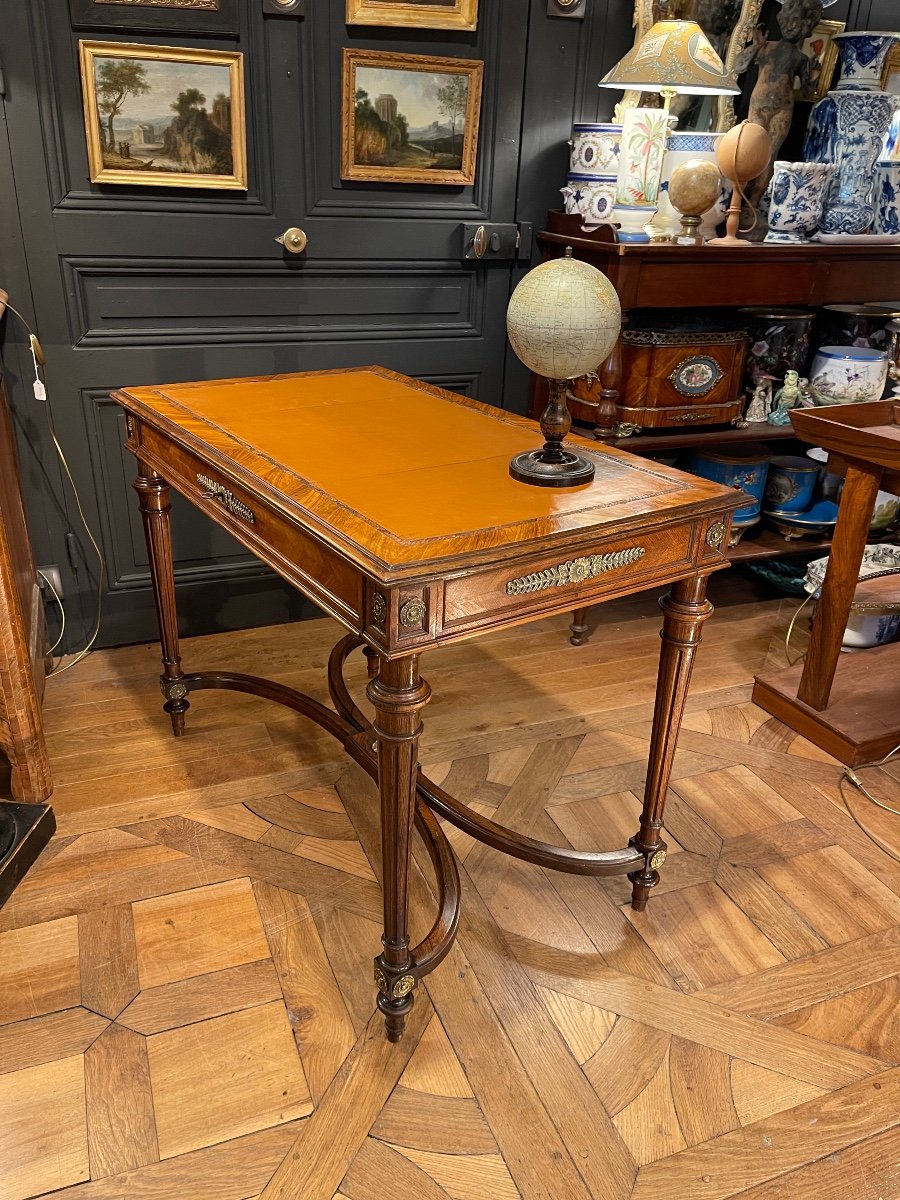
<box><xmin>3</xmin><ymin>301</ymin><xmax>105</xmax><ymax>674</ymax></box>
<box><xmin>783</xmin><ymin>569</ymin><xmax>900</xmax><ymax>859</ymax></box>
<box><xmin>840</xmin><ymin>741</ymin><xmax>900</xmax><ymax>865</ymax></box>
<box><xmin>36</xmin><ymin>568</ymin><xmax>65</xmax><ymax>654</ymax></box>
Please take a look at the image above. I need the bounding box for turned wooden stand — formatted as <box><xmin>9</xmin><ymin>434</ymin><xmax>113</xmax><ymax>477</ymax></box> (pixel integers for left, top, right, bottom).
<box><xmin>754</xmin><ymin>400</ymin><xmax>900</xmax><ymax>767</ymax></box>
<box><xmin>115</xmin><ymin>367</ymin><xmax>741</xmax><ymax>1038</ymax></box>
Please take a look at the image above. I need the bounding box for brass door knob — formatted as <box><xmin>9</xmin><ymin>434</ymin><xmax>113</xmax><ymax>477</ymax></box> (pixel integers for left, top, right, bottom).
<box><xmin>275</xmin><ymin>227</ymin><xmax>308</xmax><ymax>254</ymax></box>
<box><xmin>472</xmin><ymin>225</ymin><xmax>488</xmax><ymax>259</ymax></box>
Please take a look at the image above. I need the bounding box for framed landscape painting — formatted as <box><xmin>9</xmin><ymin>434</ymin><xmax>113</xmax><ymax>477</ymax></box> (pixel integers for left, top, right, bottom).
<box><xmin>346</xmin><ymin>0</ymin><xmax>478</xmax><ymax>30</ymax></box>
<box><xmin>79</xmin><ymin>41</ymin><xmax>247</xmax><ymax>189</ymax></box>
<box><xmin>341</xmin><ymin>49</ymin><xmax>483</xmax><ymax>186</ymax></box>
<box><xmin>69</xmin><ymin>0</ymin><xmax>239</xmax><ymax>36</ymax></box>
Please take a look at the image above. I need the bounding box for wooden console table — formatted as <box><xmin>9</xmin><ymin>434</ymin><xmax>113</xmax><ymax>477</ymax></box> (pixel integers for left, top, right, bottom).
<box><xmin>537</xmin><ymin>212</ymin><xmax>900</xmax><ymax>441</ymax></box>
<box><xmin>753</xmin><ymin>400</ymin><xmax>900</xmax><ymax>767</ymax></box>
<box><xmin>114</xmin><ymin>367</ymin><xmax>741</xmax><ymax>1039</ymax></box>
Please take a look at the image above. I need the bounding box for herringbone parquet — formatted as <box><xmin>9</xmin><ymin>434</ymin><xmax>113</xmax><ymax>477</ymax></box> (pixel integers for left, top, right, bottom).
<box><xmin>2</xmin><ymin>577</ymin><xmax>900</xmax><ymax>1200</ymax></box>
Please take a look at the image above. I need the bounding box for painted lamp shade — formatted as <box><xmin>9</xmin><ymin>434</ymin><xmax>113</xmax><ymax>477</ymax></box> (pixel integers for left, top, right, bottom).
<box><xmin>598</xmin><ymin>20</ymin><xmax>739</xmax><ymax>99</ymax></box>
<box><xmin>506</xmin><ymin>254</ymin><xmax>621</xmax><ymax>380</ymax></box>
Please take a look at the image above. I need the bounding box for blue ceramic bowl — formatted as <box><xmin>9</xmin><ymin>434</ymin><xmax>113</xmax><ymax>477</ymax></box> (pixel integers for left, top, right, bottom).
<box><xmin>686</xmin><ymin>444</ymin><xmax>771</xmax><ymax>523</ymax></box>
<box><xmin>764</xmin><ymin>455</ymin><xmax>820</xmax><ymax>513</ymax></box>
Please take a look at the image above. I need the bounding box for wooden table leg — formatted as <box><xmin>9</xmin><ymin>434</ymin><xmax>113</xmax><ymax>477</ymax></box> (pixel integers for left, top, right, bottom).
<box><xmin>630</xmin><ymin>574</ymin><xmax>713</xmax><ymax>911</ymax></box>
<box><xmin>796</xmin><ymin>461</ymin><xmax>882</xmax><ymax>712</ymax></box>
<box><xmin>367</xmin><ymin>654</ymin><xmax>431</xmax><ymax>1041</ymax></box>
<box><xmin>134</xmin><ymin>464</ymin><xmax>190</xmax><ymax>737</ymax></box>
<box><xmin>570</xmin><ymin>608</ymin><xmax>590</xmax><ymax>647</ymax></box>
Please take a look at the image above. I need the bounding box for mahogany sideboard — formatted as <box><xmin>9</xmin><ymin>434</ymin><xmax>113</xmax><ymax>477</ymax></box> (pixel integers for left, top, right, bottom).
<box><xmin>535</xmin><ymin>211</ymin><xmax>900</xmax><ymax>441</ymax></box>
<box><xmin>113</xmin><ymin>366</ymin><xmax>741</xmax><ymax>1041</ymax></box>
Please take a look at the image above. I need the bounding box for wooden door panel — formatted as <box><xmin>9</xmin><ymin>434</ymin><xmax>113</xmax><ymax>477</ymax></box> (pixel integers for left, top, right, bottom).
<box><xmin>2</xmin><ymin>0</ymin><xmax>529</xmax><ymax>647</ymax></box>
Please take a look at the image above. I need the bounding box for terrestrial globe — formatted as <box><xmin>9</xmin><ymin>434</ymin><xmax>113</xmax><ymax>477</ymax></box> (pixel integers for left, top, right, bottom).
<box><xmin>506</xmin><ymin>249</ymin><xmax>621</xmax><ymax>486</ymax></box>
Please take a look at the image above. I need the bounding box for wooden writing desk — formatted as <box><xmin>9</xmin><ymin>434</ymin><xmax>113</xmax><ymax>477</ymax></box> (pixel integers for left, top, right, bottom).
<box><xmin>113</xmin><ymin>367</ymin><xmax>742</xmax><ymax>1039</ymax></box>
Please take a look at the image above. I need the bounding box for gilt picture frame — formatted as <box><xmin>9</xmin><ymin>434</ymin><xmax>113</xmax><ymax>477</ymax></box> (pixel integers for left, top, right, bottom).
<box><xmin>882</xmin><ymin>44</ymin><xmax>900</xmax><ymax>96</ymax></box>
<box><xmin>79</xmin><ymin>41</ymin><xmax>247</xmax><ymax>190</ymax></box>
<box><xmin>795</xmin><ymin>20</ymin><xmax>845</xmax><ymax>103</ymax></box>
<box><xmin>345</xmin><ymin>0</ymin><xmax>478</xmax><ymax>31</ymax></box>
<box><xmin>69</xmin><ymin>0</ymin><xmax>239</xmax><ymax>37</ymax></box>
<box><xmin>341</xmin><ymin>49</ymin><xmax>483</xmax><ymax>186</ymax></box>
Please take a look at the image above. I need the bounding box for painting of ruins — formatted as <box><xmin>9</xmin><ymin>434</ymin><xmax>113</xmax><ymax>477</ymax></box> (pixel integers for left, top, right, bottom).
<box><xmin>341</xmin><ymin>49</ymin><xmax>483</xmax><ymax>186</ymax></box>
<box><xmin>79</xmin><ymin>41</ymin><xmax>246</xmax><ymax>189</ymax></box>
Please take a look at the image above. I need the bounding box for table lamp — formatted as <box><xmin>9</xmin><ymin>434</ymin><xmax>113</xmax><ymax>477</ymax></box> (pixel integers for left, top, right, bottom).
<box><xmin>506</xmin><ymin>249</ymin><xmax>621</xmax><ymax>488</ymax></box>
<box><xmin>599</xmin><ymin>21</ymin><xmax>739</xmax><ymax>243</ymax></box>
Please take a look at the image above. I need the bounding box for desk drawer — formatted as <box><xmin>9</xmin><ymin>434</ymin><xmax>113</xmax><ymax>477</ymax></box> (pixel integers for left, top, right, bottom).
<box><xmin>442</xmin><ymin>522</ymin><xmax>698</xmax><ymax>629</ymax></box>
<box><xmin>136</xmin><ymin>429</ymin><xmax>362</xmax><ymax>623</ymax></box>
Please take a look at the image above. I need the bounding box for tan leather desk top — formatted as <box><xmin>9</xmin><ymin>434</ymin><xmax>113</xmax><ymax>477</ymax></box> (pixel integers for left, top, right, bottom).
<box><xmin>114</xmin><ymin>367</ymin><xmax>741</xmax><ymax>581</ymax></box>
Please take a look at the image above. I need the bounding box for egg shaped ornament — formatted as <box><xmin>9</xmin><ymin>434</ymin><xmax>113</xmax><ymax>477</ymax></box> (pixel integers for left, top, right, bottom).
<box><xmin>506</xmin><ymin>250</ymin><xmax>621</xmax><ymax>488</ymax></box>
<box><xmin>715</xmin><ymin>120</ymin><xmax>771</xmax><ymax>185</ymax></box>
<box><xmin>506</xmin><ymin>251</ymin><xmax>622</xmax><ymax>381</ymax></box>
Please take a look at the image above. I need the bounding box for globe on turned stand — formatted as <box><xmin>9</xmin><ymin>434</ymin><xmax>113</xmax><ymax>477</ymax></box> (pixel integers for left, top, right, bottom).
<box><xmin>506</xmin><ymin>248</ymin><xmax>621</xmax><ymax>488</ymax></box>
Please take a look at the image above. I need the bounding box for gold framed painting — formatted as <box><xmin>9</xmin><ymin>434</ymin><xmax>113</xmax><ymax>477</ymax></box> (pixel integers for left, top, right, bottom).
<box><xmin>79</xmin><ymin>40</ymin><xmax>247</xmax><ymax>189</ymax></box>
<box><xmin>341</xmin><ymin>49</ymin><xmax>483</xmax><ymax>186</ymax></box>
<box><xmin>883</xmin><ymin>44</ymin><xmax>900</xmax><ymax>95</ymax></box>
<box><xmin>346</xmin><ymin>0</ymin><xmax>478</xmax><ymax>31</ymax></box>
<box><xmin>795</xmin><ymin>20</ymin><xmax>845</xmax><ymax>103</ymax></box>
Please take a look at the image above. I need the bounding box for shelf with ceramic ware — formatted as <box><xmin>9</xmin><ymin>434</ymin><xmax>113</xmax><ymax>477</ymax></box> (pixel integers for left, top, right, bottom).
<box><xmin>533</xmin><ymin>212</ymin><xmax>900</xmax><ymax>441</ymax></box>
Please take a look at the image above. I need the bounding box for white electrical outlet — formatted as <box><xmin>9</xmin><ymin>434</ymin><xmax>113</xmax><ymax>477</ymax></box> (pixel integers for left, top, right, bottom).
<box><xmin>37</xmin><ymin>565</ymin><xmax>64</xmax><ymax>601</ymax></box>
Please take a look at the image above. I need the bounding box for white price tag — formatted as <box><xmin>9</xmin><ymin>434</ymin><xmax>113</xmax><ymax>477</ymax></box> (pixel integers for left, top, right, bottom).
<box><xmin>33</xmin><ymin>379</ymin><xmax>47</xmax><ymax>401</ymax></box>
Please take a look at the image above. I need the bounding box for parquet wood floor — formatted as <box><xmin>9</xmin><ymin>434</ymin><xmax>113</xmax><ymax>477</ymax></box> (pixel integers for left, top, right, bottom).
<box><xmin>3</xmin><ymin>578</ymin><xmax>900</xmax><ymax>1200</ymax></box>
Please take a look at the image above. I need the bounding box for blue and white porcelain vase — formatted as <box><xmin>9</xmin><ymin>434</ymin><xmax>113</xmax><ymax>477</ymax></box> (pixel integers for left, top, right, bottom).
<box><xmin>764</xmin><ymin>161</ymin><xmax>835</xmax><ymax>243</ymax></box>
<box><xmin>655</xmin><ymin>131</ymin><xmax>725</xmax><ymax>240</ymax></box>
<box><xmin>804</xmin><ymin>32</ymin><xmax>899</xmax><ymax>236</ymax></box>
<box><xmin>873</xmin><ymin>163</ymin><xmax>900</xmax><ymax>235</ymax></box>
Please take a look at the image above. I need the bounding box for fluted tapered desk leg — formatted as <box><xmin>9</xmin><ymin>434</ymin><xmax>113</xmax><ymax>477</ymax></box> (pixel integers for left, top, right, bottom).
<box><xmin>368</xmin><ymin>655</ymin><xmax>431</xmax><ymax>1041</ymax></box>
<box><xmin>134</xmin><ymin>465</ymin><xmax>190</xmax><ymax>737</ymax></box>
<box><xmin>630</xmin><ymin>574</ymin><xmax>713</xmax><ymax>911</ymax></box>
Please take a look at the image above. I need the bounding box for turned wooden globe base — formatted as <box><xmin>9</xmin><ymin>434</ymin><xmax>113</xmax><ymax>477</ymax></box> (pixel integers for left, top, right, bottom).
<box><xmin>510</xmin><ymin>378</ymin><xmax>595</xmax><ymax>488</ymax></box>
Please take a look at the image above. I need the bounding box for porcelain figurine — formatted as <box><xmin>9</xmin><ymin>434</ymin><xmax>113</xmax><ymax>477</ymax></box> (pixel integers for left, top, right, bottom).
<box><xmin>872</xmin><ymin>163</ymin><xmax>900</xmax><ymax>236</ymax></box>
<box><xmin>744</xmin><ymin>377</ymin><xmax>774</xmax><ymax>423</ymax></box>
<box><xmin>767</xmin><ymin>369</ymin><xmax>801</xmax><ymax>424</ymax></box>
<box><xmin>741</xmin><ymin>0</ymin><xmax>824</xmax><ymax>212</ymax></box>
<box><xmin>797</xmin><ymin>376</ymin><xmax>817</xmax><ymax>408</ymax></box>
<box><xmin>763</xmin><ymin>160</ymin><xmax>836</xmax><ymax>243</ymax></box>
<box><xmin>804</xmin><ymin>32</ymin><xmax>899</xmax><ymax>235</ymax></box>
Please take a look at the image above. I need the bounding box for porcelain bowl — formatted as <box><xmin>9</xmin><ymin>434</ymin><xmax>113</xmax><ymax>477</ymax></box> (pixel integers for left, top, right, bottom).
<box><xmin>804</xmin><ymin>543</ymin><xmax>900</xmax><ymax>647</ymax></box>
<box><xmin>764</xmin><ymin>499</ymin><xmax>839</xmax><ymax>541</ymax></box>
<box><xmin>809</xmin><ymin>345</ymin><xmax>889</xmax><ymax>404</ymax></box>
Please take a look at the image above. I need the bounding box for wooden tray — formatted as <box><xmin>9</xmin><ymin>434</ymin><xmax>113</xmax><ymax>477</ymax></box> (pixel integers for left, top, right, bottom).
<box><xmin>790</xmin><ymin>400</ymin><xmax>900</xmax><ymax>478</ymax></box>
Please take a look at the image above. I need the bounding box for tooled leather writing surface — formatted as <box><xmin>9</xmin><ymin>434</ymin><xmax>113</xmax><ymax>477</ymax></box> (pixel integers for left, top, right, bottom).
<box><xmin>114</xmin><ymin>367</ymin><xmax>741</xmax><ymax>572</ymax></box>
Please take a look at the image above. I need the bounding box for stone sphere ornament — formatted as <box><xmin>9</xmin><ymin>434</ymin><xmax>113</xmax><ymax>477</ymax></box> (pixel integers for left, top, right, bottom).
<box><xmin>506</xmin><ymin>249</ymin><xmax>622</xmax><ymax>488</ymax></box>
<box><xmin>667</xmin><ymin>159</ymin><xmax>722</xmax><ymax>244</ymax></box>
